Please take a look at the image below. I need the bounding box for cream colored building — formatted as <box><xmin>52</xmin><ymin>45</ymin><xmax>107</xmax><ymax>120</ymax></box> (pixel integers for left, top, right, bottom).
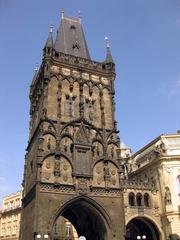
<box><xmin>122</xmin><ymin>133</ymin><xmax>180</xmax><ymax>240</ymax></box>
<box><xmin>0</xmin><ymin>191</ymin><xmax>22</xmax><ymax>240</ymax></box>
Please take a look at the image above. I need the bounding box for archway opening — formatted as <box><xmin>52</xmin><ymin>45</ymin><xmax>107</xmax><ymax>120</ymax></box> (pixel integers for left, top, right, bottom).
<box><xmin>126</xmin><ymin>217</ymin><xmax>160</xmax><ymax>240</ymax></box>
<box><xmin>52</xmin><ymin>199</ymin><xmax>108</xmax><ymax>240</ymax></box>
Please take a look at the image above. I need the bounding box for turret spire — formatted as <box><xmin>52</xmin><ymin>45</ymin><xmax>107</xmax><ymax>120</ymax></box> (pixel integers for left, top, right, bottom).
<box><xmin>44</xmin><ymin>25</ymin><xmax>53</xmax><ymax>48</ymax></box>
<box><xmin>61</xmin><ymin>8</ymin><xmax>65</xmax><ymax>19</ymax></box>
<box><xmin>105</xmin><ymin>36</ymin><xmax>114</xmax><ymax>63</ymax></box>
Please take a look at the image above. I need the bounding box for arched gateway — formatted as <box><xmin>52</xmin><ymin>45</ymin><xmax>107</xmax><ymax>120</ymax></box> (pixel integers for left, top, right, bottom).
<box><xmin>126</xmin><ymin>217</ymin><xmax>161</xmax><ymax>240</ymax></box>
<box><xmin>20</xmin><ymin>12</ymin><xmax>125</xmax><ymax>240</ymax></box>
<box><xmin>51</xmin><ymin>196</ymin><xmax>111</xmax><ymax>240</ymax></box>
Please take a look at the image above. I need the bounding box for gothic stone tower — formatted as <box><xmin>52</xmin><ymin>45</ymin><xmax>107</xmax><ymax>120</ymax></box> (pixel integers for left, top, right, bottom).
<box><xmin>21</xmin><ymin>12</ymin><xmax>125</xmax><ymax>240</ymax></box>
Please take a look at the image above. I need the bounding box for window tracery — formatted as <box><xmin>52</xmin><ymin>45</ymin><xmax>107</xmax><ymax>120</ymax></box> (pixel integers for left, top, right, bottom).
<box><xmin>65</xmin><ymin>93</ymin><xmax>76</xmax><ymax>117</ymax></box>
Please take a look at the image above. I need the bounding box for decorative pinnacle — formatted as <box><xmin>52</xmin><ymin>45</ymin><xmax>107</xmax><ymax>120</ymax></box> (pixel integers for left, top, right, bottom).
<box><xmin>78</xmin><ymin>10</ymin><xmax>81</xmax><ymax>18</ymax></box>
<box><xmin>49</xmin><ymin>24</ymin><xmax>53</xmax><ymax>33</ymax></box>
<box><xmin>61</xmin><ymin>8</ymin><xmax>65</xmax><ymax>19</ymax></box>
<box><xmin>105</xmin><ymin>36</ymin><xmax>110</xmax><ymax>48</ymax></box>
<box><xmin>35</xmin><ymin>63</ymin><xmax>39</xmax><ymax>72</ymax></box>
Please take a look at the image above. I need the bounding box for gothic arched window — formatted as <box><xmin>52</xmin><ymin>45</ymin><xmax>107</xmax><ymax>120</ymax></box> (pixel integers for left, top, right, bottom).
<box><xmin>136</xmin><ymin>193</ymin><xmax>142</xmax><ymax>207</ymax></box>
<box><xmin>144</xmin><ymin>193</ymin><xmax>150</xmax><ymax>207</ymax></box>
<box><xmin>129</xmin><ymin>192</ymin><xmax>135</xmax><ymax>206</ymax></box>
<box><xmin>65</xmin><ymin>94</ymin><xmax>76</xmax><ymax>117</ymax></box>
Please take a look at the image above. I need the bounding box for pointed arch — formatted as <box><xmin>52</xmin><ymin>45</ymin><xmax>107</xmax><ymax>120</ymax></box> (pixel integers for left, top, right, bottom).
<box><xmin>50</xmin><ymin>196</ymin><xmax>112</xmax><ymax>240</ymax></box>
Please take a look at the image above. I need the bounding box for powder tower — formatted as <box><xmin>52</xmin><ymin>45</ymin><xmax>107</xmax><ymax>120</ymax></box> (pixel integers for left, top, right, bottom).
<box><xmin>21</xmin><ymin>11</ymin><xmax>125</xmax><ymax>240</ymax></box>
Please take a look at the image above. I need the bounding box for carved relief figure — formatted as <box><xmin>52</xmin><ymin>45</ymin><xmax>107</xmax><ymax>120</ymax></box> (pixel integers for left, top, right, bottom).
<box><xmin>92</xmin><ymin>142</ymin><xmax>103</xmax><ymax>159</ymax></box>
<box><xmin>47</xmin><ymin>137</ymin><xmax>51</xmax><ymax>150</ymax></box>
<box><xmin>165</xmin><ymin>186</ymin><xmax>172</xmax><ymax>205</ymax></box>
<box><xmin>104</xmin><ymin>161</ymin><xmax>110</xmax><ymax>178</ymax></box>
<box><xmin>85</xmin><ymin>97</ymin><xmax>95</xmax><ymax>121</ymax></box>
<box><xmin>54</xmin><ymin>160</ymin><xmax>60</xmax><ymax>177</ymax></box>
<box><xmin>154</xmin><ymin>140</ymin><xmax>167</xmax><ymax>155</ymax></box>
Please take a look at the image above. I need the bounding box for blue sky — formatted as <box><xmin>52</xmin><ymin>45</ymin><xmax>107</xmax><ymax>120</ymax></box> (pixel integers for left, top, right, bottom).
<box><xmin>0</xmin><ymin>0</ymin><xmax>180</xmax><ymax>203</ymax></box>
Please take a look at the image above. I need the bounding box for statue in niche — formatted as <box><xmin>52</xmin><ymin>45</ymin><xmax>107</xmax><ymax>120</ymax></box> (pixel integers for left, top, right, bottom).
<box><xmin>63</xmin><ymin>138</ymin><xmax>71</xmax><ymax>154</ymax></box>
<box><xmin>85</xmin><ymin>97</ymin><xmax>95</xmax><ymax>121</ymax></box>
<box><xmin>110</xmin><ymin>145</ymin><xmax>114</xmax><ymax>159</ymax></box>
<box><xmin>42</xmin><ymin>108</ymin><xmax>47</xmax><ymax>119</ymax></box>
<box><xmin>65</xmin><ymin>127</ymin><xmax>70</xmax><ymax>134</ymax></box>
<box><xmin>63</xmin><ymin>138</ymin><xmax>68</xmax><ymax>152</ymax></box>
<box><xmin>104</xmin><ymin>162</ymin><xmax>110</xmax><ymax>178</ymax></box>
<box><xmin>165</xmin><ymin>187</ymin><xmax>172</xmax><ymax>205</ymax></box>
<box><xmin>65</xmin><ymin>93</ymin><xmax>76</xmax><ymax>117</ymax></box>
<box><xmin>47</xmin><ymin>137</ymin><xmax>51</xmax><ymax>150</ymax></box>
<box><xmin>93</xmin><ymin>143</ymin><xmax>100</xmax><ymax>158</ymax></box>
<box><xmin>54</xmin><ymin>160</ymin><xmax>60</xmax><ymax>177</ymax></box>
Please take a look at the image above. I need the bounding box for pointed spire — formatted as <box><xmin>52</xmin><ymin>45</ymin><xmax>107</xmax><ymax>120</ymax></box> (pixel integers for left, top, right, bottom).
<box><xmin>32</xmin><ymin>63</ymin><xmax>39</xmax><ymax>85</ymax></box>
<box><xmin>78</xmin><ymin>10</ymin><xmax>82</xmax><ymax>20</ymax></box>
<box><xmin>54</xmin><ymin>12</ymin><xmax>90</xmax><ymax>59</ymax></box>
<box><xmin>61</xmin><ymin>8</ymin><xmax>65</xmax><ymax>19</ymax></box>
<box><xmin>44</xmin><ymin>25</ymin><xmax>53</xmax><ymax>48</ymax></box>
<box><xmin>105</xmin><ymin>36</ymin><xmax>114</xmax><ymax>63</ymax></box>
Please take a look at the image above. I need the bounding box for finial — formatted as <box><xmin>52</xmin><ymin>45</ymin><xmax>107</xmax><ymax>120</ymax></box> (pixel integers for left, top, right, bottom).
<box><xmin>49</xmin><ymin>24</ymin><xmax>53</xmax><ymax>33</ymax></box>
<box><xmin>35</xmin><ymin>63</ymin><xmax>39</xmax><ymax>72</ymax></box>
<box><xmin>61</xmin><ymin>8</ymin><xmax>65</xmax><ymax>19</ymax></box>
<box><xmin>78</xmin><ymin>10</ymin><xmax>81</xmax><ymax>18</ymax></box>
<box><xmin>105</xmin><ymin>36</ymin><xmax>110</xmax><ymax>48</ymax></box>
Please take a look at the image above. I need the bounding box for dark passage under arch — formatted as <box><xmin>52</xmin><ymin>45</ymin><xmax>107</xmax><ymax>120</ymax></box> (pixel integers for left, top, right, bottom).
<box><xmin>126</xmin><ymin>217</ymin><xmax>160</xmax><ymax>240</ymax></box>
<box><xmin>52</xmin><ymin>198</ymin><xmax>109</xmax><ymax>240</ymax></box>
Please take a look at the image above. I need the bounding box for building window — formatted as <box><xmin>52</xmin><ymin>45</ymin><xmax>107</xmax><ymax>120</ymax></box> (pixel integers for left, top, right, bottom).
<box><xmin>177</xmin><ymin>175</ymin><xmax>180</xmax><ymax>195</ymax></box>
<box><xmin>129</xmin><ymin>192</ymin><xmax>135</xmax><ymax>206</ymax></box>
<box><xmin>144</xmin><ymin>193</ymin><xmax>150</xmax><ymax>207</ymax></box>
<box><xmin>65</xmin><ymin>94</ymin><xmax>76</xmax><ymax>117</ymax></box>
<box><xmin>136</xmin><ymin>193</ymin><xmax>142</xmax><ymax>207</ymax></box>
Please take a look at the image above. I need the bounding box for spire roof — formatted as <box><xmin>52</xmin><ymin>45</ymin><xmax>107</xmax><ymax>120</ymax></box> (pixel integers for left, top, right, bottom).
<box><xmin>54</xmin><ymin>11</ymin><xmax>90</xmax><ymax>59</ymax></box>
<box><xmin>45</xmin><ymin>25</ymin><xmax>53</xmax><ymax>48</ymax></box>
<box><xmin>105</xmin><ymin>36</ymin><xmax>114</xmax><ymax>63</ymax></box>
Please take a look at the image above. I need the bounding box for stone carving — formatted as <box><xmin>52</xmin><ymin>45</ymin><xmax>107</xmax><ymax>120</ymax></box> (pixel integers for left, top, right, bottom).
<box><xmin>104</xmin><ymin>161</ymin><xmax>110</xmax><ymax>177</ymax></box>
<box><xmin>92</xmin><ymin>187</ymin><xmax>121</xmax><ymax>197</ymax></box>
<box><xmin>54</xmin><ymin>160</ymin><xmax>60</xmax><ymax>177</ymax></box>
<box><xmin>85</xmin><ymin>97</ymin><xmax>95</xmax><ymax>121</ymax></box>
<box><xmin>107</xmin><ymin>144</ymin><xmax>117</xmax><ymax>160</ymax></box>
<box><xmin>61</xmin><ymin>137</ymin><xmax>72</xmax><ymax>156</ymax></box>
<box><xmin>92</xmin><ymin>141</ymin><xmax>103</xmax><ymax>159</ymax></box>
<box><xmin>77</xmin><ymin>178</ymin><xmax>89</xmax><ymax>195</ymax></box>
<box><xmin>92</xmin><ymin>161</ymin><xmax>120</xmax><ymax>188</ymax></box>
<box><xmin>40</xmin><ymin>183</ymin><xmax>75</xmax><ymax>194</ymax></box>
<box><xmin>165</xmin><ymin>186</ymin><xmax>172</xmax><ymax>205</ymax></box>
<box><xmin>75</xmin><ymin>123</ymin><xmax>89</xmax><ymax>144</ymax></box>
<box><xmin>154</xmin><ymin>140</ymin><xmax>167</xmax><ymax>155</ymax></box>
<box><xmin>92</xmin><ymin>162</ymin><xmax>105</xmax><ymax>188</ymax></box>
<box><xmin>42</xmin><ymin>108</ymin><xmax>47</xmax><ymax>119</ymax></box>
<box><xmin>47</xmin><ymin>137</ymin><xmax>51</xmax><ymax>150</ymax></box>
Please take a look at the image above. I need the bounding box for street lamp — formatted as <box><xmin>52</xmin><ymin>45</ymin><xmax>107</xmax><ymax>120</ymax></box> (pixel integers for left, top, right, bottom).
<box><xmin>137</xmin><ymin>235</ymin><xmax>146</xmax><ymax>240</ymax></box>
<box><xmin>35</xmin><ymin>233</ymin><xmax>49</xmax><ymax>239</ymax></box>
